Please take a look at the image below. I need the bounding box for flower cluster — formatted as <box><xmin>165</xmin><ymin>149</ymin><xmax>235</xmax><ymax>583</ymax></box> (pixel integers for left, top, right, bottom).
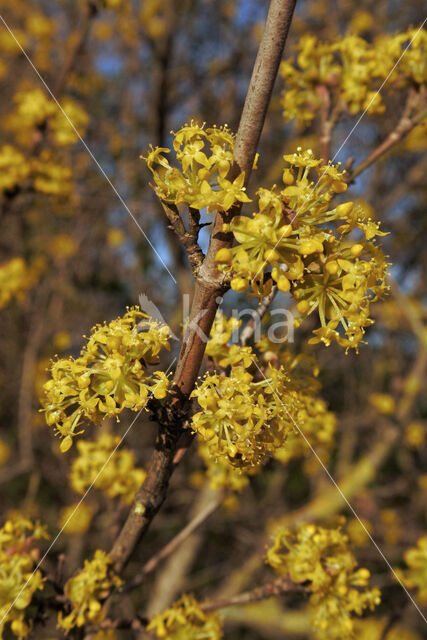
<box><xmin>258</xmin><ymin>344</ymin><xmax>336</xmax><ymax>462</ymax></box>
<box><xmin>59</xmin><ymin>502</ymin><xmax>93</xmax><ymax>535</ymax></box>
<box><xmin>205</xmin><ymin>313</ymin><xmax>253</xmax><ymax>369</ymax></box>
<box><xmin>0</xmin><ymin>144</ymin><xmax>72</xmax><ymax>196</ymax></box>
<box><xmin>0</xmin><ymin>257</ymin><xmax>43</xmax><ymax>309</ymax></box>
<box><xmin>58</xmin><ymin>550</ymin><xmax>122</xmax><ymax>631</ymax></box>
<box><xmin>191</xmin><ymin>366</ymin><xmax>291</xmax><ymax>468</ymax></box>
<box><xmin>145</xmin><ymin>121</ymin><xmax>250</xmax><ymax>212</ymax></box>
<box><xmin>7</xmin><ymin>89</ymin><xmax>88</xmax><ymax>147</ymax></box>
<box><xmin>0</xmin><ymin>515</ymin><xmax>48</xmax><ymax>639</ymax></box>
<box><xmin>195</xmin><ymin>441</ymin><xmax>251</xmax><ymax>493</ymax></box>
<box><xmin>41</xmin><ymin>308</ymin><xmax>170</xmax><ymax>452</ymax></box>
<box><xmin>266</xmin><ymin>522</ymin><xmax>381</xmax><ymax>639</ymax></box>
<box><xmin>193</xmin><ymin>314</ymin><xmax>337</xmax><ymax>469</ymax></box>
<box><xmin>280</xmin><ymin>28</ymin><xmax>426</xmax><ymax>125</ymax></box>
<box><xmin>0</xmin><ymin>145</ymin><xmax>30</xmax><ymax>191</ymax></box>
<box><xmin>70</xmin><ymin>433</ymin><xmax>146</xmax><ymax>504</ymax></box>
<box><xmin>215</xmin><ymin>148</ymin><xmax>388</xmax><ymax>349</ymax></box>
<box><xmin>146</xmin><ymin>594</ymin><xmax>222</xmax><ymax>639</ymax></box>
<box><xmin>402</xmin><ymin>536</ymin><xmax>427</xmax><ymax>603</ymax></box>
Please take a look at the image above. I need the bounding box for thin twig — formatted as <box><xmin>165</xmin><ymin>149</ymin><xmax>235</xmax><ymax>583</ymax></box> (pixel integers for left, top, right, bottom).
<box><xmin>161</xmin><ymin>201</ymin><xmax>205</xmax><ymax>270</ymax></box>
<box><xmin>240</xmin><ymin>286</ymin><xmax>277</xmax><ymax>346</ymax></box>
<box><xmin>200</xmin><ymin>575</ymin><xmax>308</xmax><ymax>612</ymax></box>
<box><xmin>349</xmin><ymin>87</ymin><xmax>425</xmax><ymax>181</ymax></box>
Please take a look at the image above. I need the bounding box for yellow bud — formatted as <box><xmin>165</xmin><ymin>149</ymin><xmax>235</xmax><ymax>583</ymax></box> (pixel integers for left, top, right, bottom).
<box><xmin>325</xmin><ymin>260</ymin><xmax>339</xmax><ymax>275</ymax></box>
<box><xmin>60</xmin><ymin>436</ymin><xmax>73</xmax><ymax>453</ymax></box>
<box><xmin>351</xmin><ymin>243</ymin><xmax>363</xmax><ymax>257</ymax></box>
<box><xmin>369</xmin><ymin>393</ymin><xmax>395</xmax><ymax>415</ymax></box>
<box><xmin>336</xmin><ymin>202</ymin><xmax>354</xmax><ymax>217</ymax></box>
<box><xmin>297</xmin><ymin>300</ymin><xmax>310</xmax><ymax>315</ymax></box>
<box><xmin>282</xmin><ymin>168</ymin><xmax>294</xmax><ymax>185</ymax></box>
<box><xmin>89</xmin><ymin>599</ymin><xmax>101</xmax><ymax>613</ymax></box>
<box><xmin>298</xmin><ymin>240</ymin><xmax>318</xmax><ymax>255</ymax></box>
<box><xmin>215</xmin><ymin>247</ymin><xmax>233</xmax><ymax>263</ymax></box>
<box><xmin>264</xmin><ymin>248</ymin><xmax>280</xmax><ymax>263</ymax></box>
<box><xmin>277</xmin><ymin>276</ymin><xmax>290</xmax><ymax>293</ymax></box>
<box><xmin>357</xmin><ymin>568</ymin><xmax>371</xmax><ymax>581</ymax></box>
<box><xmin>231</xmin><ymin>277</ymin><xmax>248</xmax><ymax>292</ymax></box>
<box><xmin>78</xmin><ymin>375</ymin><xmax>90</xmax><ymax>389</ymax></box>
<box><xmin>279</xmin><ymin>224</ymin><xmax>293</xmax><ymax>238</ymax></box>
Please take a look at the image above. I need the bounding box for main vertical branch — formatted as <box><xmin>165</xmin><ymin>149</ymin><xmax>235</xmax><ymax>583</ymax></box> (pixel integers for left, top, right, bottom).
<box><xmin>110</xmin><ymin>0</ymin><xmax>298</xmax><ymax>573</ymax></box>
<box><xmin>174</xmin><ymin>0</ymin><xmax>298</xmax><ymax>394</ymax></box>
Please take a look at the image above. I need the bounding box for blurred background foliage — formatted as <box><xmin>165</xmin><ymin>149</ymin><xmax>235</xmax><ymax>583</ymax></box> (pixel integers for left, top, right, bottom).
<box><xmin>0</xmin><ymin>0</ymin><xmax>426</xmax><ymax>637</ymax></box>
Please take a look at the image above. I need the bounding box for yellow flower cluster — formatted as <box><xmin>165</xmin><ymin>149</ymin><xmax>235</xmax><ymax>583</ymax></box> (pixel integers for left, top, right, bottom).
<box><xmin>257</xmin><ymin>345</ymin><xmax>336</xmax><ymax>462</ymax></box>
<box><xmin>0</xmin><ymin>516</ymin><xmax>48</xmax><ymax>639</ymax></box>
<box><xmin>196</xmin><ymin>441</ymin><xmax>251</xmax><ymax>492</ymax></box>
<box><xmin>146</xmin><ymin>594</ymin><xmax>222</xmax><ymax>639</ymax></box>
<box><xmin>191</xmin><ymin>366</ymin><xmax>291</xmax><ymax>468</ymax></box>
<box><xmin>0</xmin><ymin>145</ymin><xmax>71</xmax><ymax>196</ymax></box>
<box><xmin>58</xmin><ymin>550</ymin><xmax>122</xmax><ymax>631</ymax></box>
<box><xmin>402</xmin><ymin>536</ymin><xmax>427</xmax><ymax>603</ymax></box>
<box><xmin>31</xmin><ymin>150</ymin><xmax>72</xmax><ymax>195</ymax></box>
<box><xmin>145</xmin><ymin>121</ymin><xmax>250</xmax><ymax>212</ymax></box>
<box><xmin>0</xmin><ymin>257</ymin><xmax>42</xmax><ymax>309</ymax></box>
<box><xmin>266</xmin><ymin>522</ymin><xmax>381</xmax><ymax>639</ymax></box>
<box><xmin>273</xmin><ymin>394</ymin><xmax>336</xmax><ymax>464</ymax></box>
<box><xmin>41</xmin><ymin>308</ymin><xmax>170</xmax><ymax>452</ymax></box>
<box><xmin>70</xmin><ymin>433</ymin><xmax>146</xmax><ymax>504</ymax></box>
<box><xmin>0</xmin><ymin>145</ymin><xmax>30</xmax><ymax>191</ymax></box>
<box><xmin>280</xmin><ymin>28</ymin><xmax>426</xmax><ymax>125</ymax></box>
<box><xmin>195</xmin><ymin>315</ymin><xmax>336</xmax><ymax>469</ymax></box>
<box><xmin>59</xmin><ymin>502</ymin><xmax>93</xmax><ymax>534</ymax></box>
<box><xmin>215</xmin><ymin>148</ymin><xmax>388</xmax><ymax>349</ymax></box>
<box><xmin>7</xmin><ymin>89</ymin><xmax>88</xmax><ymax>146</ymax></box>
<box><xmin>205</xmin><ymin>313</ymin><xmax>253</xmax><ymax>368</ymax></box>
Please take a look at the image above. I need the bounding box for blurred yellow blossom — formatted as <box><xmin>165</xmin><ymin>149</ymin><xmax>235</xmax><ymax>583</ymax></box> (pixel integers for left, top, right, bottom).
<box><xmin>59</xmin><ymin>502</ymin><xmax>93</xmax><ymax>534</ymax></box>
<box><xmin>70</xmin><ymin>433</ymin><xmax>146</xmax><ymax>504</ymax></box>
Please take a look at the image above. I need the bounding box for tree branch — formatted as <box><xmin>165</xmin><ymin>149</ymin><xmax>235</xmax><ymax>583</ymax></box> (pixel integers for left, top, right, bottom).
<box><xmin>160</xmin><ymin>201</ymin><xmax>204</xmax><ymax>270</ymax></box>
<box><xmin>349</xmin><ymin>87</ymin><xmax>426</xmax><ymax>181</ymax></box>
<box><xmin>109</xmin><ymin>0</ymin><xmax>298</xmax><ymax>574</ymax></box>
<box><xmin>200</xmin><ymin>575</ymin><xmax>308</xmax><ymax>613</ymax></box>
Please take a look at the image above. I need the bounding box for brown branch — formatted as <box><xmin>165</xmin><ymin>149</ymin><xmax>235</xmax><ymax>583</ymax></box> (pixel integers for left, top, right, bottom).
<box><xmin>54</xmin><ymin>1</ymin><xmax>98</xmax><ymax>96</ymax></box>
<box><xmin>317</xmin><ymin>85</ymin><xmax>332</xmax><ymax>163</ymax></box>
<box><xmin>200</xmin><ymin>575</ymin><xmax>308</xmax><ymax>613</ymax></box>
<box><xmin>108</xmin><ymin>0</ymin><xmax>298</xmax><ymax>575</ymax></box>
<box><xmin>349</xmin><ymin>87</ymin><xmax>426</xmax><ymax>181</ymax></box>
<box><xmin>161</xmin><ymin>201</ymin><xmax>204</xmax><ymax>270</ymax></box>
